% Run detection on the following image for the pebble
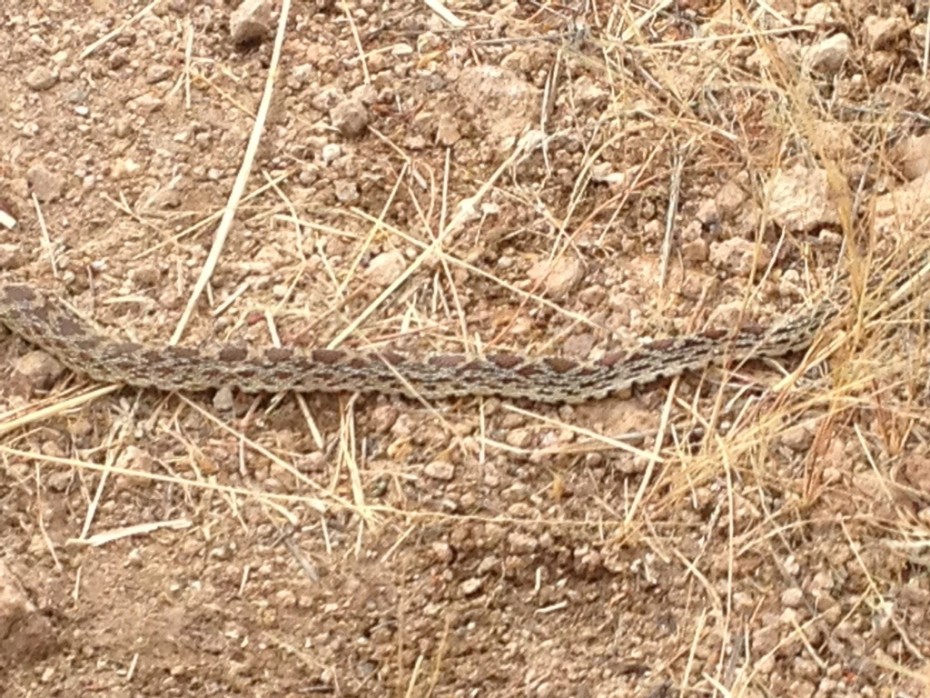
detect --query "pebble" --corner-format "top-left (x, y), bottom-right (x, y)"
top-left (26, 164), bottom-right (64, 202)
top-left (507, 531), bottom-right (538, 554)
top-left (212, 386), bottom-right (235, 411)
top-left (803, 34), bottom-right (850, 75)
top-left (709, 238), bottom-right (771, 276)
top-left (229, 0), bottom-right (271, 45)
top-left (527, 256), bottom-right (584, 299)
top-left (715, 180), bottom-right (747, 217)
top-left (333, 179), bottom-right (359, 204)
top-left (13, 350), bottom-right (63, 393)
top-left (781, 587), bottom-right (804, 608)
top-left (435, 114), bottom-right (460, 146)
top-left (431, 542), bottom-right (454, 564)
top-left (897, 132), bottom-right (930, 180)
top-left (804, 2), bottom-right (841, 25)
top-left (329, 98), bottom-right (370, 137)
top-left (0, 243), bottom-right (24, 270)
top-left (765, 165), bottom-right (838, 231)
top-left (321, 143), bottom-right (342, 164)
top-left (424, 460), bottom-right (455, 481)
top-left (681, 238), bottom-right (708, 262)
top-left (365, 250), bottom-right (405, 287)
top-left (779, 423), bottom-right (814, 452)
top-left (145, 64), bottom-right (173, 84)
top-left (863, 14), bottom-right (907, 50)
top-left (459, 577), bottom-right (483, 596)
top-left (25, 66), bottom-right (56, 91)
top-left (128, 93), bottom-right (164, 115)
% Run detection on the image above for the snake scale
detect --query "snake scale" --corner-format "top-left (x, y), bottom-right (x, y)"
top-left (0, 282), bottom-right (841, 403)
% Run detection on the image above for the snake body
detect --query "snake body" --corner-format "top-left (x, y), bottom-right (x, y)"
top-left (0, 283), bottom-right (837, 403)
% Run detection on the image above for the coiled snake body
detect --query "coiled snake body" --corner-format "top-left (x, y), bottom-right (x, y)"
top-left (0, 283), bottom-right (839, 403)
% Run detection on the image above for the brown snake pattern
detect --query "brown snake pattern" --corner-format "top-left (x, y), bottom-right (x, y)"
top-left (0, 282), bottom-right (843, 403)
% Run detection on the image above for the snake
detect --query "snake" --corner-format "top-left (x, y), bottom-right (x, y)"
top-left (0, 282), bottom-right (847, 403)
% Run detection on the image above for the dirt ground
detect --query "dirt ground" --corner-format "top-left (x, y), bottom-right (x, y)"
top-left (3, 1), bottom-right (930, 696)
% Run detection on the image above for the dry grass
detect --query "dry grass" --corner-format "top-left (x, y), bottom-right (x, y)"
top-left (3, 1), bottom-right (930, 694)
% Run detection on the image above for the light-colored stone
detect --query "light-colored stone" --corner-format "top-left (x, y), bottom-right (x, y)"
top-left (230, 0), bottom-right (271, 44)
top-left (26, 164), bottom-right (64, 202)
top-left (803, 34), bottom-right (850, 75)
top-left (333, 179), bottom-right (359, 204)
top-left (527, 256), bottom-right (584, 299)
top-left (25, 66), bottom-right (56, 91)
top-left (460, 577), bottom-right (483, 596)
top-left (709, 238), bottom-right (771, 276)
top-left (13, 350), bottom-right (63, 393)
top-left (682, 238), bottom-right (708, 262)
top-left (766, 166), bottom-right (839, 231)
top-left (455, 65), bottom-right (539, 143)
top-left (329, 98), bottom-right (370, 137)
top-left (424, 460), bottom-right (455, 481)
top-left (897, 133), bottom-right (930, 180)
top-left (875, 172), bottom-right (930, 236)
top-left (366, 251), bottom-right (406, 287)
top-left (863, 14), bottom-right (908, 51)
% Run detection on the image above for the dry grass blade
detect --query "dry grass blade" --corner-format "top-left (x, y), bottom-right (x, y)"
top-left (170, 0), bottom-right (292, 344)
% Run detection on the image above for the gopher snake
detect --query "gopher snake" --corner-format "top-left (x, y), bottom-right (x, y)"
top-left (0, 281), bottom-right (850, 403)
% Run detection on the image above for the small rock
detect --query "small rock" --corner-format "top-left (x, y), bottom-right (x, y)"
top-left (369, 404), bottom-right (399, 433)
top-left (333, 179), bottom-right (359, 204)
top-left (139, 186), bottom-right (181, 212)
top-left (507, 531), bottom-right (538, 554)
top-left (863, 15), bottom-right (907, 51)
top-left (779, 423), bottom-right (814, 452)
top-left (527, 256), bottom-right (584, 299)
top-left (320, 143), bottom-right (342, 164)
top-left (572, 75), bottom-right (608, 106)
top-left (0, 560), bottom-right (57, 670)
top-left (230, 0), bottom-right (271, 44)
top-left (803, 33), bottom-right (850, 75)
top-left (365, 250), bottom-right (405, 287)
top-left (695, 198), bottom-right (719, 227)
top-left (213, 386), bottom-right (235, 411)
top-left (460, 577), bottom-right (483, 596)
top-left (897, 133), bottom-right (930, 180)
top-left (0, 243), bottom-right (24, 270)
top-left (455, 65), bottom-right (539, 142)
top-left (329, 98), bottom-right (370, 137)
top-left (715, 180), bottom-right (747, 217)
top-left (145, 64), bottom-right (173, 84)
top-left (45, 471), bottom-right (72, 493)
top-left (804, 2), bottom-right (841, 25)
top-left (424, 460), bottom-right (455, 481)
top-left (431, 542), bottom-right (454, 563)
top-left (26, 164), bottom-right (64, 202)
top-left (25, 66), bottom-right (56, 91)
top-left (682, 238), bottom-right (708, 262)
top-left (128, 93), bottom-right (164, 115)
top-left (781, 588), bottom-right (804, 608)
top-left (562, 332), bottom-right (595, 357)
top-left (709, 238), bottom-right (771, 276)
top-left (109, 48), bottom-right (130, 70)
top-left (766, 165), bottom-right (839, 231)
top-left (112, 158), bottom-right (142, 179)
top-left (114, 117), bottom-right (134, 138)
top-left (435, 114), bottom-right (460, 146)
top-left (13, 351), bottom-right (63, 394)
top-left (875, 172), bottom-right (930, 236)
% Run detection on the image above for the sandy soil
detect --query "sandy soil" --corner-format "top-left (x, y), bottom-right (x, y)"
top-left (3, 1), bottom-right (930, 696)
